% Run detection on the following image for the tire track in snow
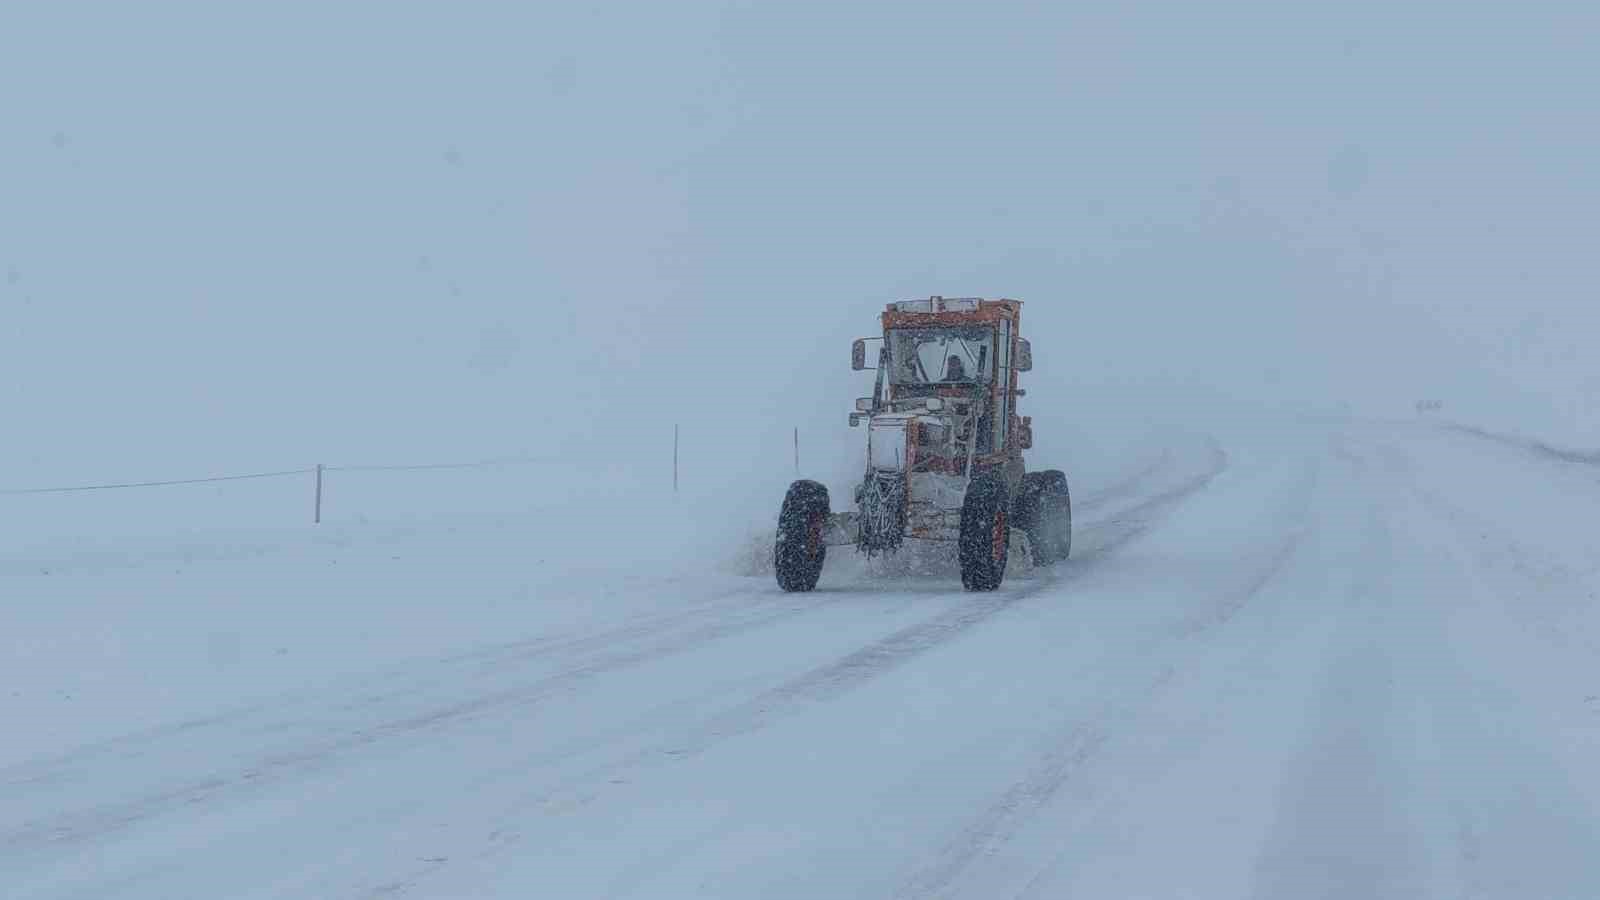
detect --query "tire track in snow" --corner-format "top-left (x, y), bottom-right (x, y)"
top-left (1241, 445), bottom-right (1457, 899)
top-left (0, 582), bottom-right (771, 794)
top-left (0, 590), bottom-right (857, 857)
top-left (1403, 475), bottom-right (1600, 659)
top-left (644, 444), bottom-right (1225, 760)
top-left (12, 443), bottom-right (1190, 785)
top-left (1440, 422), bottom-right (1600, 468)
top-left (3, 439), bottom-right (1226, 876)
top-left (1074, 449), bottom-right (1174, 512)
top-left (1374, 443), bottom-right (1600, 896)
top-left (898, 455), bottom-right (1319, 900)
top-left (388, 442), bottom-right (1233, 893)
top-left (902, 671), bottom-right (1172, 900)
top-left (593, 439), bottom-right (1227, 769)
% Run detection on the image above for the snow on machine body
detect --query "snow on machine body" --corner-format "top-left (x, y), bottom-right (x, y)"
top-left (776, 297), bottom-right (1071, 592)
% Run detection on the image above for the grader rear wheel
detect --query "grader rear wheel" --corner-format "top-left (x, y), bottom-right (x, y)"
top-left (1016, 470), bottom-right (1071, 566)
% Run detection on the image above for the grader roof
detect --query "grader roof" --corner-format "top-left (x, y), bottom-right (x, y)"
top-left (881, 296), bottom-right (1022, 331)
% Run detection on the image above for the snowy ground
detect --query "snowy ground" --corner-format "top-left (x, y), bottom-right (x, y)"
top-left (5, 419), bottom-right (1600, 898)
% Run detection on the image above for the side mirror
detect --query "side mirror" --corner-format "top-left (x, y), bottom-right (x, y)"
top-left (1018, 415), bottom-right (1034, 449)
top-left (1015, 338), bottom-right (1033, 372)
top-left (852, 339), bottom-right (867, 371)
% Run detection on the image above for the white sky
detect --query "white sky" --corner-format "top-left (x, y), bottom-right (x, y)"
top-left (4, 2), bottom-right (1598, 494)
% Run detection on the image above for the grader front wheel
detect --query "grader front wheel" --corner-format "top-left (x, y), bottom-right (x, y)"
top-left (959, 474), bottom-right (1011, 591)
top-left (775, 480), bottom-right (830, 592)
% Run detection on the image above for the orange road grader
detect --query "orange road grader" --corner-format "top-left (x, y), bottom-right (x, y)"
top-left (776, 297), bottom-right (1071, 592)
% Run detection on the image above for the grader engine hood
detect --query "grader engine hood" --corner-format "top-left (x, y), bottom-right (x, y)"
top-left (866, 410), bottom-right (960, 473)
top-left (867, 414), bottom-right (913, 472)
top-left (856, 406), bottom-right (972, 553)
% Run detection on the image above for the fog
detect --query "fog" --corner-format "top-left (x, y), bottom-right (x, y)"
top-left (11, 10), bottom-right (1600, 895)
top-left (4, 3), bottom-right (1598, 546)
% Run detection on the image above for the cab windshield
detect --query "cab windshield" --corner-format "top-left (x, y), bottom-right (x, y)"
top-left (888, 326), bottom-right (994, 385)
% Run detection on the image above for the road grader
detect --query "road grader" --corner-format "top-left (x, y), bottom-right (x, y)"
top-left (776, 297), bottom-right (1071, 592)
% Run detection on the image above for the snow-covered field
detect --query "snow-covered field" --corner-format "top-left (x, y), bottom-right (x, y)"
top-left (6, 417), bottom-right (1599, 898)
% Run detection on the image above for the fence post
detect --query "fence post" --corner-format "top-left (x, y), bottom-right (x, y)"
top-left (314, 464), bottom-right (324, 524)
top-left (673, 425), bottom-right (679, 495)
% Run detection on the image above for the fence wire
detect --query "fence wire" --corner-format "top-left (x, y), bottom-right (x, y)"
top-left (0, 455), bottom-right (547, 496)
top-left (327, 455), bottom-right (544, 474)
top-left (0, 468), bottom-right (315, 496)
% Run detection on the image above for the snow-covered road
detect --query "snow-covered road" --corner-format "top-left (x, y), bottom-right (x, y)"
top-left (6, 421), bottom-right (1600, 898)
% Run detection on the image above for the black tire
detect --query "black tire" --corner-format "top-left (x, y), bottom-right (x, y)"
top-left (959, 472), bottom-right (1011, 591)
top-left (1016, 470), bottom-right (1072, 566)
top-left (775, 480), bottom-right (830, 592)
top-left (1012, 473), bottom-right (1043, 532)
